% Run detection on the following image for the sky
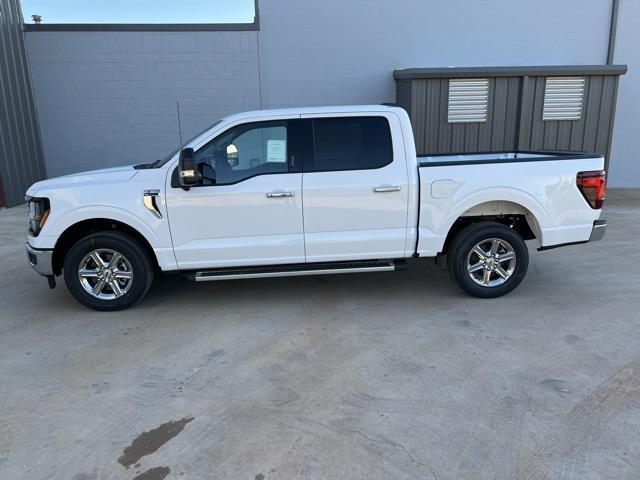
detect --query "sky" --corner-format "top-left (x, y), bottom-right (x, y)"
top-left (21, 0), bottom-right (256, 24)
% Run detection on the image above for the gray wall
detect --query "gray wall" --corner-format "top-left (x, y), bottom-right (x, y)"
top-left (21, 0), bottom-right (638, 187)
top-left (258, 0), bottom-right (638, 186)
top-left (257, 0), bottom-right (612, 107)
top-left (0, 0), bottom-right (46, 207)
top-left (25, 31), bottom-right (260, 177)
top-left (609, 0), bottom-right (640, 187)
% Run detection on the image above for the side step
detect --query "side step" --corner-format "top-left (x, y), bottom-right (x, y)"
top-left (186, 259), bottom-right (407, 282)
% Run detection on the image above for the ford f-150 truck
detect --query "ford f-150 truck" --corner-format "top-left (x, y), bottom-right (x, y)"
top-left (25, 105), bottom-right (607, 310)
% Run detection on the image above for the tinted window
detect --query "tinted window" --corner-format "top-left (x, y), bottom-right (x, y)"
top-left (309, 117), bottom-right (393, 172)
top-left (194, 121), bottom-right (288, 185)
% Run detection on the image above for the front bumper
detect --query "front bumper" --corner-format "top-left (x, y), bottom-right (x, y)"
top-left (25, 242), bottom-right (54, 276)
top-left (589, 219), bottom-right (607, 242)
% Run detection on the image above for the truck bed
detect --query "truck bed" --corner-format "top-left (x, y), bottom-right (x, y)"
top-left (418, 150), bottom-right (600, 168)
top-left (414, 150), bottom-right (605, 256)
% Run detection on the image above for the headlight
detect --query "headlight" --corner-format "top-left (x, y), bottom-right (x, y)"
top-left (26, 196), bottom-right (50, 236)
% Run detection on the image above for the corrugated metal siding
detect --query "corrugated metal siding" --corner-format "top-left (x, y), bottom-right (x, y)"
top-left (0, 0), bottom-right (46, 207)
top-left (402, 76), bottom-right (521, 154)
top-left (519, 75), bottom-right (619, 157)
top-left (396, 67), bottom-right (622, 167)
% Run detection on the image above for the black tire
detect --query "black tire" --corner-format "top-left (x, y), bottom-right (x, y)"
top-left (63, 231), bottom-right (154, 311)
top-left (446, 221), bottom-right (529, 298)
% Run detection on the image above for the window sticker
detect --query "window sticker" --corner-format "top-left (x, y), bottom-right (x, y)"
top-left (267, 139), bottom-right (287, 163)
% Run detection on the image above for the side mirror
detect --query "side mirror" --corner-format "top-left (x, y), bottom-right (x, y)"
top-left (178, 148), bottom-right (201, 187)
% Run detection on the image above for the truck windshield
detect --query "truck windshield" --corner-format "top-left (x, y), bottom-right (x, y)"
top-left (146, 120), bottom-right (222, 168)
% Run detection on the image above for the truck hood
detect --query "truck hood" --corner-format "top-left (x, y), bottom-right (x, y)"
top-left (26, 165), bottom-right (138, 196)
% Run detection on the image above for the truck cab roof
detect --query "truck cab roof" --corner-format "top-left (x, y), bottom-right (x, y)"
top-left (220, 104), bottom-right (404, 123)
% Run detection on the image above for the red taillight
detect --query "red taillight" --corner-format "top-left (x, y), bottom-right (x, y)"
top-left (577, 170), bottom-right (606, 209)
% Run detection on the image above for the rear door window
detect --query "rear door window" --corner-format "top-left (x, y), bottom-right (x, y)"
top-left (307, 116), bottom-right (393, 172)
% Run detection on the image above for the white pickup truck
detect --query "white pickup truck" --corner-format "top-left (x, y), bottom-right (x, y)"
top-left (25, 105), bottom-right (607, 311)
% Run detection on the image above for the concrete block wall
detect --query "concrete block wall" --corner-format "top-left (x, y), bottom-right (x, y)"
top-left (25, 31), bottom-right (260, 177)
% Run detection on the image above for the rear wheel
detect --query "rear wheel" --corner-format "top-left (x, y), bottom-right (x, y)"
top-left (447, 222), bottom-right (529, 298)
top-left (63, 231), bottom-right (154, 311)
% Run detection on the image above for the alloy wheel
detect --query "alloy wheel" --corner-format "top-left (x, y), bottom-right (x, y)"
top-left (78, 248), bottom-right (134, 300)
top-left (466, 238), bottom-right (517, 287)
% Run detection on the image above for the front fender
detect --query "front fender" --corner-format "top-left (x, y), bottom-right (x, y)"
top-left (26, 166), bottom-right (177, 270)
top-left (48, 205), bottom-right (164, 246)
top-left (30, 204), bottom-right (177, 271)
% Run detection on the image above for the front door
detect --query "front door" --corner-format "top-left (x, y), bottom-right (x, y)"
top-left (165, 119), bottom-right (305, 270)
top-left (300, 113), bottom-right (409, 262)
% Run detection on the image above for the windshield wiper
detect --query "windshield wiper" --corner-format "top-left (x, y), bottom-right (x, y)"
top-left (133, 161), bottom-right (159, 170)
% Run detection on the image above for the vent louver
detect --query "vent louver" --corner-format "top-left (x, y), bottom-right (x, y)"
top-left (447, 78), bottom-right (489, 123)
top-left (543, 77), bottom-right (585, 121)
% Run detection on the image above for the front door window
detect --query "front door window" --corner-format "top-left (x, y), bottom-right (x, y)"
top-left (194, 121), bottom-right (288, 185)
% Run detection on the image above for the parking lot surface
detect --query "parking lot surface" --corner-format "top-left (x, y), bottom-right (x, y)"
top-left (1, 190), bottom-right (639, 480)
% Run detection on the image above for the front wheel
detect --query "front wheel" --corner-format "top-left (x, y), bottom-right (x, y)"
top-left (63, 231), bottom-right (154, 311)
top-left (447, 222), bottom-right (529, 298)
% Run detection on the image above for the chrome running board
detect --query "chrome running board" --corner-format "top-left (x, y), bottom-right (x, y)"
top-left (186, 259), bottom-right (406, 282)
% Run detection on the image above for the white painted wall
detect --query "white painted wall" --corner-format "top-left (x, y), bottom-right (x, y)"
top-left (258, 0), bottom-right (612, 107)
top-left (609, 0), bottom-right (640, 187)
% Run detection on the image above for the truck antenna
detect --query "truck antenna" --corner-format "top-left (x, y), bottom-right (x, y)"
top-left (176, 100), bottom-right (183, 145)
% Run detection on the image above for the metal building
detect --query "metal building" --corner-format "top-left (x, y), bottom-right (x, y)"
top-left (395, 65), bottom-right (627, 167)
top-left (0, 0), bottom-right (46, 207)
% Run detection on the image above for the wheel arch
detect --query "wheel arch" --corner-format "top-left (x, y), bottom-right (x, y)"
top-left (439, 199), bottom-right (543, 255)
top-left (52, 218), bottom-right (159, 276)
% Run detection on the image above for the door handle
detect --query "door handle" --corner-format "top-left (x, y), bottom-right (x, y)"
top-left (266, 191), bottom-right (295, 198)
top-left (373, 185), bottom-right (401, 193)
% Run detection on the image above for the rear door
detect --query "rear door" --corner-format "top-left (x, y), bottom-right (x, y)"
top-left (300, 113), bottom-right (409, 262)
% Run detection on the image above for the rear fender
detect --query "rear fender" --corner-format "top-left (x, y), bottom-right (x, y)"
top-left (418, 187), bottom-right (547, 256)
